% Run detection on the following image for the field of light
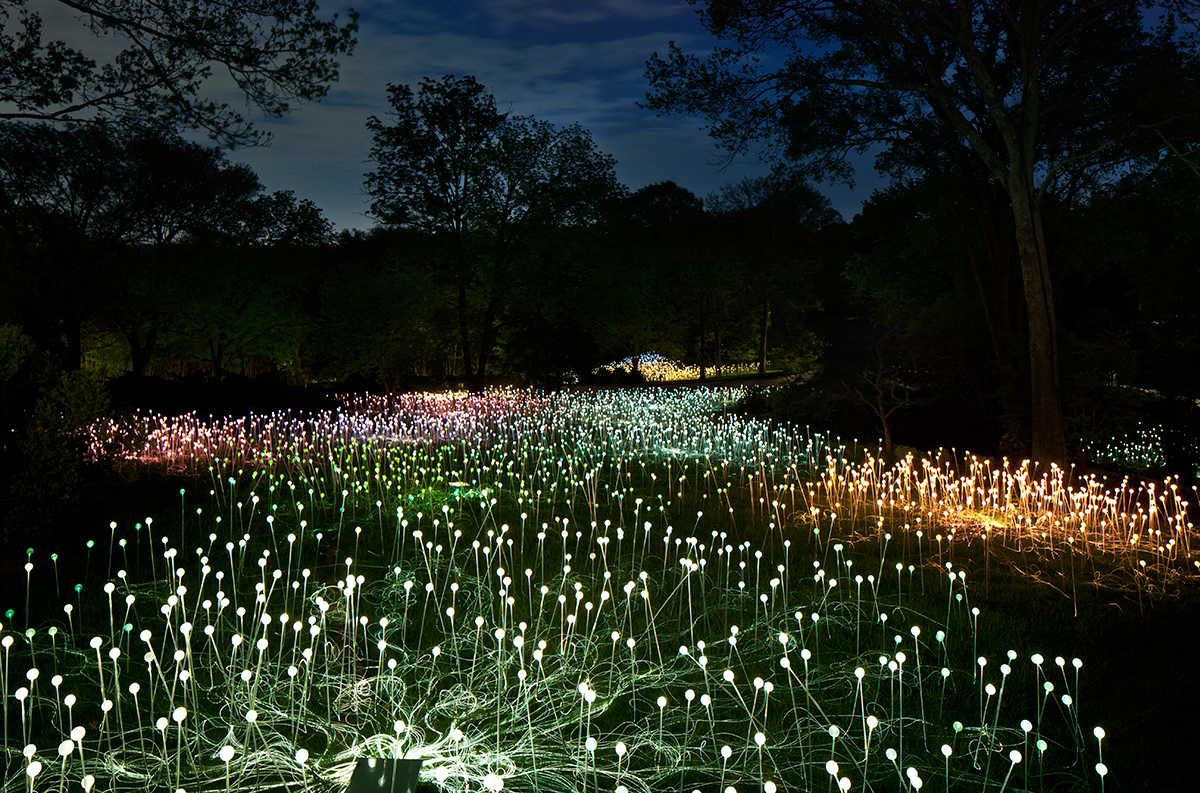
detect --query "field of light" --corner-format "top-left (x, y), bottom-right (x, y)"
top-left (3, 386), bottom-right (1191, 792)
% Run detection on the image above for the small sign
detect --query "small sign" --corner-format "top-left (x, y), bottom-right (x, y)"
top-left (346, 758), bottom-right (423, 793)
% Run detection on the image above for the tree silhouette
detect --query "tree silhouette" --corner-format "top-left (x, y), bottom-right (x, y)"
top-left (646, 0), bottom-right (1200, 462)
top-left (0, 122), bottom-right (328, 374)
top-left (706, 172), bottom-right (842, 375)
top-left (0, 0), bottom-right (358, 145)
top-left (366, 75), bottom-right (624, 391)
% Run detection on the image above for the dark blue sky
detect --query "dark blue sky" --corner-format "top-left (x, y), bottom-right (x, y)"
top-left (43, 0), bottom-right (882, 230)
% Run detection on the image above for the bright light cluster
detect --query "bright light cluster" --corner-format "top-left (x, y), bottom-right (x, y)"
top-left (1083, 421), bottom-right (1200, 478)
top-left (815, 449), bottom-right (1196, 582)
top-left (0, 387), bottom-right (1164, 792)
top-left (1085, 422), bottom-right (1166, 470)
top-left (85, 389), bottom-right (552, 476)
top-left (594, 352), bottom-right (761, 381)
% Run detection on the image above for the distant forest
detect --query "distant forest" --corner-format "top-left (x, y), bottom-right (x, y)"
top-left (2, 77), bottom-right (1200, 484)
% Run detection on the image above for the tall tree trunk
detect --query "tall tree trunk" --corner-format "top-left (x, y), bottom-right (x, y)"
top-left (64, 313), bottom-right (83, 372)
top-left (1010, 189), bottom-right (1067, 463)
top-left (698, 300), bottom-right (707, 380)
top-left (757, 298), bottom-right (769, 375)
top-left (130, 321), bottom-right (158, 376)
top-left (715, 320), bottom-right (722, 371)
top-left (457, 270), bottom-right (474, 380)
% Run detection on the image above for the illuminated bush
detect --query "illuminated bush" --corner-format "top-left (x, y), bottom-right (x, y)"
top-left (593, 352), bottom-right (760, 382)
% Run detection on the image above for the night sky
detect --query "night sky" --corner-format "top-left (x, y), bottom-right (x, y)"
top-left (40, 0), bottom-right (882, 230)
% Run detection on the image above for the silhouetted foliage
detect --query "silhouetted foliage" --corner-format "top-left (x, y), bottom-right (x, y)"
top-left (366, 75), bottom-right (626, 391)
top-left (0, 121), bottom-right (332, 378)
top-left (646, 0), bottom-right (1200, 461)
top-left (706, 170), bottom-right (845, 375)
top-left (0, 0), bottom-right (358, 145)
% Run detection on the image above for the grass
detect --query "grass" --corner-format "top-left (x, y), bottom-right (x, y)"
top-left (1, 386), bottom-right (1196, 792)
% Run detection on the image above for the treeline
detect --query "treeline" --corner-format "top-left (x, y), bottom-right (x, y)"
top-left (0, 89), bottom-right (850, 399)
top-left (2, 75), bottom-right (1199, 490)
top-left (826, 163), bottom-right (1200, 470)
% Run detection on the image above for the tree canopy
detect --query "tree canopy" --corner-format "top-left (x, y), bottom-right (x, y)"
top-left (0, 120), bottom-right (331, 373)
top-left (645, 0), bottom-right (1200, 462)
top-left (0, 0), bottom-right (358, 145)
top-left (366, 75), bottom-right (625, 391)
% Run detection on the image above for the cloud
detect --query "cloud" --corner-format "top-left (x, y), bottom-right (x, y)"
top-left (479, 0), bottom-right (685, 32)
top-left (23, 0), bottom-right (782, 232)
top-left (326, 23), bottom-right (697, 132)
top-left (198, 1), bottom-right (872, 230)
top-left (220, 5), bottom-right (765, 229)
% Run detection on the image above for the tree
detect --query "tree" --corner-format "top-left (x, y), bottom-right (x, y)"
top-left (172, 246), bottom-right (313, 380)
top-left (170, 186), bottom-right (331, 379)
top-left (646, 1), bottom-right (1200, 462)
top-left (0, 0), bottom-right (358, 145)
top-left (107, 128), bottom-right (267, 374)
top-left (495, 225), bottom-right (608, 386)
top-left (0, 121), bottom-right (330, 374)
top-left (1087, 164), bottom-right (1200, 402)
top-left (315, 229), bottom-right (458, 386)
top-left (609, 182), bottom-right (712, 376)
top-left (366, 75), bottom-right (624, 391)
top-left (0, 323), bottom-right (35, 425)
top-left (706, 171), bottom-right (842, 375)
top-left (0, 120), bottom-right (137, 369)
top-left (1079, 161), bottom-right (1200, 473)
top-left (365, 75), bottom-right (504, 388)
top-left (845, 335), bottom-right (919, 457)
top-left (846, 180), bottom-right (1009, 450)
top-left (0, 122), bottom-right (246, 370)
